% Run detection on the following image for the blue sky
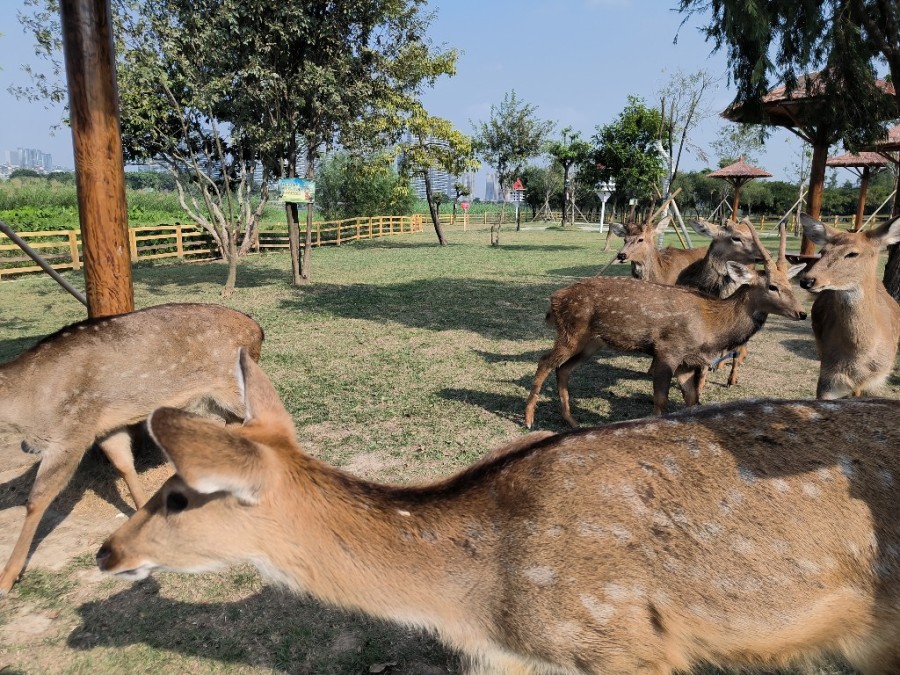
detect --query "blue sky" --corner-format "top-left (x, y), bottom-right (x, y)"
top-left (0, 0), bottom-right (813, 196)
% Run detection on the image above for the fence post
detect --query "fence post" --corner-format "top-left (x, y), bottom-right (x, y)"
top-left (356, 218), bottom-right (361, 241)
top-left (368, 216), bottom-right (373, 239)
top-left (129, 228), bottom-right (137, 260)
top-left (68, 230), bottom-right (81, 270)
top-left (759, 216), bottom-right (766, 231)
top-left (175, 224), bottom-right (184, 258)
top-left (379, 217), bottom-right (384, 237)
top-left (316, 221), bottom-right (321, 247)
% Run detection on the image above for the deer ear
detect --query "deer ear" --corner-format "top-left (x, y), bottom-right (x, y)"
top-left (609, 222), bottom-right (627, 238)
top-left (798, 213), bottom-right (840, 245)
top-left (148, 407), bottom-right (267, 504)
top-left (235, 349), bottom-right (296, 438)
top-left (787, 263), bottom-right (806, 279)
top-left (724, 261), bottom-right (754, 287)
top-left (654, 216), bottom-right (671, 233)
top-left (866, 216), bottom-right (900, 248)
top-left (688, 218), bottom-right (718, 238)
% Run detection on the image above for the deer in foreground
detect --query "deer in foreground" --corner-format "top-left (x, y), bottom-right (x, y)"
top-left (799, 212), bottom-right (900, 399)
top-left (97, 355), bottom-right (900, 674)
top-left (0, 303), bottom-right (264, 594)
top-left (609, 216), bottom-right (707, 284)
top-left (524, 235), bottom-right (806, 427)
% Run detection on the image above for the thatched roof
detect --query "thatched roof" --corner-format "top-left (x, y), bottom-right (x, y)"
top-left (826, 152), bottom-right (889, 168)
top-left (870, 124), bottom-right (900, 152)
top-left (708, 156), bottom-right (772, 179)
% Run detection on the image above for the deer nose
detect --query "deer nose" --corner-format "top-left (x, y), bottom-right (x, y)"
top-left (799, 277), bottom-right (815, 290)
top-left (799, 311), bottom-right (808, 320)
top-left (96, 543), bottom-right (111, 570)
top-left (616, 252), bottom-right (627, 261)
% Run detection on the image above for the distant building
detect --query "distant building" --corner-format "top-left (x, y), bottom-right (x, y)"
top-left (3, 147), bottom-right (54, 173)
top-left (484, 172), bottom-right (501, 202)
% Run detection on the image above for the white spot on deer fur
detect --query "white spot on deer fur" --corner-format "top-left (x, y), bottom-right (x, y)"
top-left (761, 404), bottom-right (775, 414)
top-left (731, 536), bottom-right (756, 556)
top-left (580, 595), bottom-right (615, 625)
top-left (545, 525), bottom-right (563, 538)
top-left (794, 559), bottom-right (821, 575)
top-left (523, 566), bottom-right (557, 586)
top-left (611, 524), bottom-right (632, 543)
top-left (605, 582), bottom-right (645, 602)
top-left (838, 456), bottom-right (856, 480)
top-left (738, 466), bottom-right (757, 484)
top-left (771, 478), bottom-right (790, 494)
top-left (789, 404), bottom-right (821, 420)
top-left (707, 442), bottom-right (724, 457)
top-left (653, 511), bottom-right (672, 528)
top-left (620, 485), bottom-right (648, 517)
top-left (816, 467), bottom-right (834, 482)
top-left (397, 510), bottom-right (411, 517)
top-left (663, 456), bottom-right (679, 476)
top-left (802, 482), bottom-right (821, 498)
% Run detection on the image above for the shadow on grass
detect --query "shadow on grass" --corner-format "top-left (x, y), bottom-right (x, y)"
top-left (0, 333), bottom-right (46, 362)
top-left (131, 260), bottom-right (289, 295)
top-left (0, 429), bottom-right (166, 569)
top-left (545, 264), bottom-right (632, 279)
top-left (68, 578), bottom-right (457, 675)
top-left (279, 278), bottom-right (564, 341)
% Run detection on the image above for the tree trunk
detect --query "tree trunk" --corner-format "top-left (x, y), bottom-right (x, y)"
top-left (223, 235), bottom-right (238, 297)
top-left (299, 145), bottom-right (316, 284)
top-left (883, 170), bottom-right (900, 301)
top-left (424, 171), bottom-right (448, 246)
top-left (561, 166), bottom-right (570, 228)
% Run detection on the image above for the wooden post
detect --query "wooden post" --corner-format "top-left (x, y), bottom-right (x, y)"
top-left (128, 228), bottom-right (137, 260)
top-left (175, 224), bottom-right (184, 258)
top-left (60, 0), bottom-right (133, 318)
top-left (368, 217), bottom-right (373, 239)
top-left (67, 230), bottom-right (81, 270)
top-left (802, 142), bottom-right (829, 256)
top-left (356, 218), bottom-right (361, 241)
top-left (853, 166), bottom-right (871, 231)
top-left (336, 222), bottom-right (341, 246)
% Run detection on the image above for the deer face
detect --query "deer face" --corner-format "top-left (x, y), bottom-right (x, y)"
top-left (736, 262), bottom-right (808, 320)
top-left (612, 217), bottom-right (670, 263)
top-left (799, 214), bottom-right (900, 293)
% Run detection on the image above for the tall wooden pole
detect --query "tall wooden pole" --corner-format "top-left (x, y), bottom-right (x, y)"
top-left (802, 142), bottom-right (829, 256)
top-left (852, 166), bottom-right (871, 231)
top-left (60, 0), bottom-right (134, 318)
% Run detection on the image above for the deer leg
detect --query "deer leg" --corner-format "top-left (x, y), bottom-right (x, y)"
top-left (0, 445), bottom-right (84, 594)
top-left (525, 346), bottom-right (575, 428)
top-left (674, 366), bottom-right (701, 406)
top-left (99, 429), bottom-right (147, 509)
top-left (726, 344), bottom-right (748, 386)
top-left (651, 361), bottom-right (676, 415)
top-left (556, 339), bottom-right (602, 428)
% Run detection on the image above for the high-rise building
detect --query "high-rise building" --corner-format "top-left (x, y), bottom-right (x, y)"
top-left (484, 172), bottom-right (501, 202)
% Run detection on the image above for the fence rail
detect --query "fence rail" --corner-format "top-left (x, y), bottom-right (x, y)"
top-left (0, 215), bottom-right (424, 279)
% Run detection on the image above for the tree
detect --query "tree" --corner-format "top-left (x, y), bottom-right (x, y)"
top-left (519, 164), bottom-right (562, 220)
top-left (592, 96), bottom-right (666, 213)
top-left (316, 152), bottom-right (414, 220)
top-left (471, 90), bottom-right (554, 202)
top-left (545, 127), bottom-right (592, 228)
top-left (657, 69), bottom-right (716, 187)
top-left (711, 124), bottom-right (768, 166)
top-left (677, 0), bottom-right (900, 298)
top-left (450, 180), bottom-right (470, 226)
top-left (397, 109), bottom-right (480, 245)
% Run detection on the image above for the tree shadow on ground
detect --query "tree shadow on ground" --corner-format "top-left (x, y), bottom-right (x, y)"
top-left (544, 264), bottom-right (631, 280)
top-left (68, 578), bottom-right (457, 675)
top-left (131, 260), bottom-right (289, 295)
top-left (0, 334), bottom-right (45, 363)
top-left (278, 278), bottom-right (564, 342)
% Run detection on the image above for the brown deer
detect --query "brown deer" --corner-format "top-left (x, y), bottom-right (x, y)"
top-left (799, 212), bottom-right (900, 399)
top-left (97, 355), bottom-right (900, 674)
top-left (0, 303), bottom-right (264, 594)
top-left (609, 216), bottom-right (707, 284)
top-left (524, 239), bottom-right (806, 427)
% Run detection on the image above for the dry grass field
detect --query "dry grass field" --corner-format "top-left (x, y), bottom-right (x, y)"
top-left (0, 223), bottom-right (897, 673)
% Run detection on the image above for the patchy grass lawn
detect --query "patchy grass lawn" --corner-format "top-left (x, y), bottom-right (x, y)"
top-left (0, 223), bottom-right (895, 674)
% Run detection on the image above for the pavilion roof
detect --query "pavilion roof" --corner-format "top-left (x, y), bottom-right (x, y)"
top-left (708, 156), bottom-right (772, 179)
top-left (826, 152), bottom-right (890, 168)
top-left (870, 124), bottom-right (900, 152)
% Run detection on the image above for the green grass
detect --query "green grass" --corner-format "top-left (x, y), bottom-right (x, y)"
top-left (0, 223), bottom-right (892, 673)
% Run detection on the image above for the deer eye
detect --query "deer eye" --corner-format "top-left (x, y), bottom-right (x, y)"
top-left (637, 237), bottom-right (644, 242)
top-left (768, 284), bottom-right (779, 292)
top-left (731, 236), bottom-right (742, 243)
top-left (844, 251), bottom-right (859, 258)
top-left (166, 491), bottom-right (188, 514)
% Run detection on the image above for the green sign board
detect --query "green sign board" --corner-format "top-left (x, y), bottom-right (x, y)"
top-left (279, 178), bottom-right (315, 204)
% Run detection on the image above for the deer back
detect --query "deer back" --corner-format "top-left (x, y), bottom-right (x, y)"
top-left (0, 303), bottom-right (264, 453)
top-left (98, 355), bottom-right (900, 673)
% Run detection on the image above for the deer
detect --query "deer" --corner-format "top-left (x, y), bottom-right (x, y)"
top-left (524, 229), bottom-right (806, 428)
top-left (798, 212), bottom-right (900, 399)
top-left (0, 303), bottom-right (264, 595)
top-left (609, 216), bottom-right (707, 284)
top-left (96, 353), bottom-right (900, 674)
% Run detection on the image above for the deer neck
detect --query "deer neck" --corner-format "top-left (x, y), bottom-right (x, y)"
top-left (712, 288), bottom-right (768, 346)
top-left (694, 255), bottom-right (732, 297)
top-left (253, 453), bottom-right (493, 642)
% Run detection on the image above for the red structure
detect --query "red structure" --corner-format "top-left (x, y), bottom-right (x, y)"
top-left (707, 156), bottom-right (772, 218)
top-left (826, 152), bottom-right (889, 231)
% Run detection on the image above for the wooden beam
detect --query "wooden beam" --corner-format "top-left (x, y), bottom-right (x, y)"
top-left (60, 0), bottom-right (134, 318)
top-left (802, 142), bottom-right (829, 256)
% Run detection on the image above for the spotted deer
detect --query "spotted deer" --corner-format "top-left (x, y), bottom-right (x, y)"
top-left (799, 212), bottom-right (900, 399)
top-left (524, 235), bottom-right (806, 427)
top-left (609, 216), bottom-right (707, 284)
top-left (0, 303), bottom-right (264, 594)
top-left (97, 354), bottom-right (900, 674)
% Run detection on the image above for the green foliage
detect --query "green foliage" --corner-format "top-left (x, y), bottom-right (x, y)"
top-left (711, 124), bottom-right (768, 166)
top-left (471, 90), bottom-right (554, 191)
top-left (592, 96), bottom-right (666, 205)
top-left (677, 0), bottom-right (899, 149)
top-left (316, 152), bottom-right (414, 220)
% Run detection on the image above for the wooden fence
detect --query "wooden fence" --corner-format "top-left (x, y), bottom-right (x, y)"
top-left (0, 214), bottom-right (424, 279)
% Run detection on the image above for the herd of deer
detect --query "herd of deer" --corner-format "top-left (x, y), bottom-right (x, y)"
top-left (1, 213), bottom-right (899, 674)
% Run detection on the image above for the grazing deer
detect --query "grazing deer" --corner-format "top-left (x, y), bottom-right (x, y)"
top-left (97, 357), bottom-right (900, 674)
top-left (524, 236), bottom-right (806, 427)
top-left (799, 212), bottom-right (900, 399)
top-left (0, 303), bottom-right (264, 594)
top-left (609, 216), bottom-right (707, 284)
